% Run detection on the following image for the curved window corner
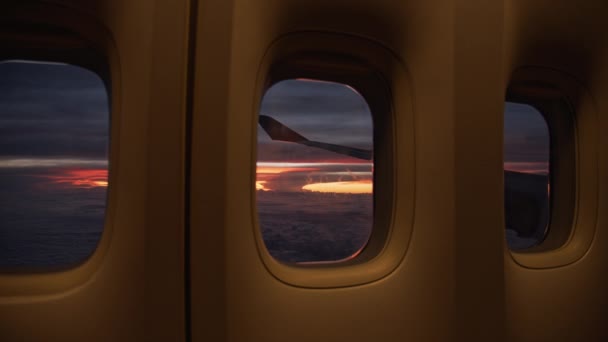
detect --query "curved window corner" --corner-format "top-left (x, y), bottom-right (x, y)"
top-left (505, 68), bottom-right (598, 268)
top-left (0, 60), bottom-right (110, 272)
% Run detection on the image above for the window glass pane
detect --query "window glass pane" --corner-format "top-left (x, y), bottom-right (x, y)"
top-left (257, 79), bottom-right (373, 264)
top-left (0, 60), bottom-right (109, 269)
top-left (504, 102), bottom-right (550, 250)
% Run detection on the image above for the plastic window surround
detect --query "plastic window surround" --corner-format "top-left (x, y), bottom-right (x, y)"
top-left (0, 5), bottom-right (117, 297)
top-left (251, 33), bottom-right (414, 288)
top-left (506, 68), bottom-right (598, 269)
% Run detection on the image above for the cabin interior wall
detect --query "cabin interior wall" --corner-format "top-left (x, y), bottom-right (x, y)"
top-left (0, 0), bottom-right (189, 340)
top-left (199, 0), bottom-right (608, 340)
top-left (190, 0), bottom-right (234, 341)
top-left (453, 0), bottom-right (506, 340)
top-left (504, 1), bottom-right (608, 341)
top-left (191, 0), bottom-right (456, 341)
top-left (0, 0), bottom-right (606, 341)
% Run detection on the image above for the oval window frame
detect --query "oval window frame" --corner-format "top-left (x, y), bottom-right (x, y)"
top-left (251, 32), bottom-right (415, 288)
top-left (506, 67), bottom-right (599, 269)
top-left (0, 3), bottom-right (119, 296)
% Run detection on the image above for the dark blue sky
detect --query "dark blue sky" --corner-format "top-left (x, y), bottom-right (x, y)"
top-left (258, 79), bottom-right (548, 165)
top-left (259, 79), bottom-right (373, 148)
top-left (0, 62), bottom-right (548, 174)
top-left (504, 102), bottom-right (549, 174)
top-left (0, 61), bottom-right (109, 164)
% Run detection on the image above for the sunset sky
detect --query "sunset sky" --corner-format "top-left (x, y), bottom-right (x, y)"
top-left (503, 102), bottom-right (549, 175)
top-left (0, 61), bottom-right (109, 268)
top-left (0, 60), bottom-right (109, 190)
top-left (257, 79), bottom-right (374, 194)
top-left (257, 80), bottom-right (550, 194)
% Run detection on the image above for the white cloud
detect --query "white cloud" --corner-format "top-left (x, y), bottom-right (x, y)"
top-left (0, 158), bottom-right (107, 168)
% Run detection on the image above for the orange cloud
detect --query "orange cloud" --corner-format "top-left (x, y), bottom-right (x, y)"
top-left (256, 164), bottom-right (321, 191)
top-left (302, 180), bottom-right (372, 194)
top-left (256, 167), bottom-right (317, 174)
top-left (46, 169), bottom-right (108, 188)
top-left (504, 162), bottom-right (549, 175)
top-left (256, 181), bottom-right (268, 191)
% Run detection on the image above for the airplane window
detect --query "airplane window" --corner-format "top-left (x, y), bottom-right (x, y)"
top-left (504, 102), bottom-right (550, 250)
top-left (0, 60), bottom-right (109, 270)
top-left (257, 79), bottom-right (373, 264)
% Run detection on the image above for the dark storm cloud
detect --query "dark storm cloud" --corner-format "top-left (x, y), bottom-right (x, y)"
top-left (261, 79), bottom-right (369, 116)
top-left (258, 79), bottom-right (373, 156)
top-left (0, 61), bottom-right (109, 159)
top-left (257, 140), bottom-right (370, 163)
top-left (0, 120), bottom-right (107, 158)
top-left (504, 102), bottom-right (549, 163)
top-left (258, 81), bottom-right (551, 167)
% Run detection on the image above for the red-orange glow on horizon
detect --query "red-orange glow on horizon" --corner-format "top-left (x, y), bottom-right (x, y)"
top-left (46, 169), bottom-right (108, 188)
top-left (504, 162), bottom-right (549, 175)
top-left (302, 180), bottom-right (372, 194)
top-left (256, 167), bottom-right (318, 174)
top-left (256, 166), bottom-right (321, 188)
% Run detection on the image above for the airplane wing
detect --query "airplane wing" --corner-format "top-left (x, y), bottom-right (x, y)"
top-left (258, 114), bottom-right (373, 161)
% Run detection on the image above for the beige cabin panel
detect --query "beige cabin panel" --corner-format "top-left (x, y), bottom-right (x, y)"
top-left (504, 1), bottom-right (608, 341)
top-left (0, 0), bottom-right (190, 340)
